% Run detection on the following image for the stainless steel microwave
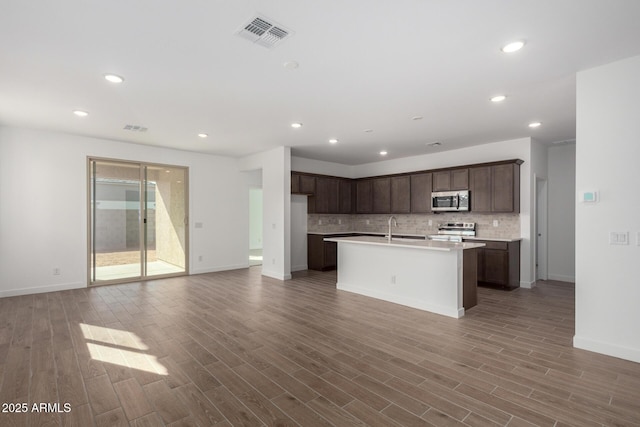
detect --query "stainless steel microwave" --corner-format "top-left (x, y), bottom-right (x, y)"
top-left (431, 190), bottom-right (470, 212)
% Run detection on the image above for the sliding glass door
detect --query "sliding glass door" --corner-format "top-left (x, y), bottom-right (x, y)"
top-left (89, 158), bottom-right (188, 285)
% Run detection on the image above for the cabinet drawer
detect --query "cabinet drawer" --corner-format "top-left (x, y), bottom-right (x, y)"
top-left (476, 241), bottom-right (508, 250)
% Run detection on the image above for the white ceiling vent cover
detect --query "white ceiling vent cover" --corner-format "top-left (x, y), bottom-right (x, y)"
top-left (237, 15), bottom-right (293, 49)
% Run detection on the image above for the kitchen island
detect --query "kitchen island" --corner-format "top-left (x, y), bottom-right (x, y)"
top-left (324, 236), bottom-right (485, 318)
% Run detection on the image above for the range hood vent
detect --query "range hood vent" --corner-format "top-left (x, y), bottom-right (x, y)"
top-left (237, 15), bottom-right (293, 49)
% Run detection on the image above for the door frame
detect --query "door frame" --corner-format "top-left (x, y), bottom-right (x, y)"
top-left (87, 156), bottom-right (190, 286)
top-left (534, 175), bottom-right (548, 281)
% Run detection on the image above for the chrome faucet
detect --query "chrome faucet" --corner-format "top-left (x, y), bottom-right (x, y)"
top-left (388, 215), bottom-right (397, 243)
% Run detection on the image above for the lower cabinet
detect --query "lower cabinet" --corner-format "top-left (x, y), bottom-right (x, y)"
top-left (307, 234), bottom-right (339, 271)
top-left (468, 240), bottom-right (520, 290)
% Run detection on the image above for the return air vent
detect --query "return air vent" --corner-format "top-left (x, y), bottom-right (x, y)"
top-left (123, 125), bottom-right (148, 132)
top-left (237, 15), bottom-right (293, 49)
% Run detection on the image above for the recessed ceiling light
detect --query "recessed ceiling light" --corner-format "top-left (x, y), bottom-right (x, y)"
top-left (412, 116), bottom-right (424, 121)
top-left (165, 170), bottom-right (171, 173)
top-left (198, 133), bottom-right (208, 138)
top-left (501, 40), bottom-right (525, 53)
top-left (104, 74), bottom-right (124, 83)
top-left (291, 123), bottom-right (302, 128)
top-left (528, 121), bottom-right (542, 128)
top-left (364, 129), bottom-right (373, 133)
top-left (73, 110), bottom-right (89, 117)
top-left (491, 95), bottom-right (507, 102)
top-left (379, 150), bottom-right (388, 156)
top-left (329, 138), bottom-right (338, 144)
top-left (283, 61), bottom-right (299, 70)
top-left (427, 141), bottom-right (442, 147)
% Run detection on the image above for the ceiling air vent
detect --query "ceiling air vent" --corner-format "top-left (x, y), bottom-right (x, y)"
top-left (237, 15), bottom-right (293, 49)
top-left (123, 125), bottom-right (148, 132)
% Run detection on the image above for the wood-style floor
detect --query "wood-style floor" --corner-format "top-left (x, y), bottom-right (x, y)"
top-left (1, 267), bottom-right (639, 427)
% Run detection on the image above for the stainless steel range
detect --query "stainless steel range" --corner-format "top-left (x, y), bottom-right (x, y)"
top-left (427, 222), bottom-right (476, 242)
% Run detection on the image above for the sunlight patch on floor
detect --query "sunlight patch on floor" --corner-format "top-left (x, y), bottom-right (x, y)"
top-left (81, 323), bottom-right (167, 375)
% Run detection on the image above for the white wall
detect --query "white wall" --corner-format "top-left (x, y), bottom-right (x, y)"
top-left (547, 144), bottom-right (576, 282)
top-left (239, 146), bottom-right (292, 280)
top-left (0, 126), bottom-right (249, 297)
top-left (575, 54), bottom-right (640, 363)
top-left (291, 156), bottom-right (355, 178)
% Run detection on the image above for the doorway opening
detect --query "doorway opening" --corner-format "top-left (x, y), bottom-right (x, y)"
top-left (88, 158), bottom-right (189, 285)
top-left (249, 187), bottom-right (263, 266)
top-left (535, 176), bottom-right (548, 281)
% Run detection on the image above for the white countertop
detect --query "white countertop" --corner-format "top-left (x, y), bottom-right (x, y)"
top-left (324, 235), bottom-right (485, 252)
top-left (309, 231), bottom-right (520, 242)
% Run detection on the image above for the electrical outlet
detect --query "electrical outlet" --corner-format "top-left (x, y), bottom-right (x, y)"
top-left (493, 220), bottom-right (499, 227)
top-left (318, 219), bottom-right (322, 225)
top-left (338, 219), bottom-right (342, 225)
top-left (366, 220), bottom-right (370, 225)
top-left (194, 222), bottom-right (203, 228)
top-left (272, 258), bottom-right (276, 264)
top-left (198, 255), bottom-right (203, 262)
top-left (53, 268), bottom-right (61, 275)
top-left (391, 275), bottom-right (396, 285)
top-left (428, 219), bottom-right (433, 226)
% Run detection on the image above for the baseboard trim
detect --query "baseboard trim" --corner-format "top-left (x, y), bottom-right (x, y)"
top-left (291, 264), bottom-right (308, 272)
top-left (191, 263), bottom-right (250, 275)
top-left (261, 270), bottom-right (292, 281)
top-left (574, 335), bottom-right (640, 363)
top-left (548, 274), bottom-right (575, 283)
top-left (520, 280), bottom-right (536, 289)
top-left (0, 281), bottom-right (86, 298)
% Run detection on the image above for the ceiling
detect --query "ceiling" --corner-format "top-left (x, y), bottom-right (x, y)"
top-left (2, 1), bottom-right (640, 165)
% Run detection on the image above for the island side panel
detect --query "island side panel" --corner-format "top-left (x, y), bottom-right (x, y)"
top-left (463, 248), bottom-right (478, 310)
top-left (335, 242), bottom-right (464, 318)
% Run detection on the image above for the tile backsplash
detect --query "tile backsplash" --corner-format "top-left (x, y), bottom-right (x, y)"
top-left (308, 212), bottom-right (520, 239)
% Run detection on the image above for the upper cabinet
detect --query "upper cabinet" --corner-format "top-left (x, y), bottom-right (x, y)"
top-left (391, 176), bottom-right (411, 213)
top-left (372, 178), bottom-right (391, 213)
top-left (291, 172), bottom-right (316, 195)
top-left (433, 168), bottom-right (469, 191)
top-left (314, 176), bottom-right (339, 214)
top-left (469, 160), bottom-right (522, 213)
top-left (293, 159), bottom-right (520, 216)
top-left (356, 180), bottom-right (373, 213)
top-left (410, 173), bottom-right (432, 213)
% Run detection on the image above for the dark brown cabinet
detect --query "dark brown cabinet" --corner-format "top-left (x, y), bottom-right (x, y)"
top-left (314, 176), bottom-right (339, 214)
top-left (372, 178), bottom-right (391, 213)
top-left (338, 179), bottom-right (354, 214)
top-left (433, 169), bottom-right (469, 191)
top-left (308, 234), bottom-right (338, 271)
top-left (470, 166), bottom-right (491, 212)
top-left (469, 240), bottom-right (520, 290)
top-left (292, 173), bottom-right (317, 195)
top-left (391, 176), bottom-right (411, 213)
top-left (410, 173), bottom-right (432, 213)
top-left (469, 161), bottom-right (521, 213)
top-left (356, 180), bottom-right (373, 213)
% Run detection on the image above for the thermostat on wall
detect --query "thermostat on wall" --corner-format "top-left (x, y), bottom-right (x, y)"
top-left (581, 191), bottom-right (598, 203)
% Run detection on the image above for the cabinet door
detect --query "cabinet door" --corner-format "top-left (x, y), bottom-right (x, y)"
top-left (307, 234), bottom-right (325, 270)
top-left (291, 173), bottom-right (300, 193)
top-left (356, 180), bottom-right (373, 213)
top-left (372, 178), bottom-right (391, 213)
top-left (492, 164), bottom-right (515, 212)
top-left (315, 177), bottom-right (339, 213)
top-left (483, 249), bottom-right (509, 285)
top-left (324, 242), bottom-right (338, 270)
top-left (451, 169), bottom-right (469, 190)
top-left (338, 179), bottom-right (354, 214)
top-left (410, 173), bottom-right (432, 213)
top-left (390, 176), bottom-right (411, 213)
top-left (433, 171), bottom-right (451, 191)
top-left (299, 175), bottom-right (316, 194)
top-left (470, 166), bottom-right (491, 212)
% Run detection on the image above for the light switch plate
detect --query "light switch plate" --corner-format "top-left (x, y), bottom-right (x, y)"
top-left (609, 231), bottom-right (629, 245)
